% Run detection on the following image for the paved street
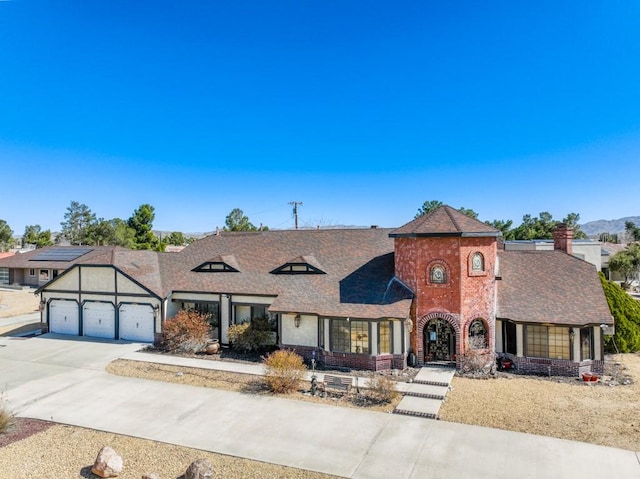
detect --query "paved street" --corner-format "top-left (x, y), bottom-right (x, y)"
top-left (1, 334), bottom-right (639, 478)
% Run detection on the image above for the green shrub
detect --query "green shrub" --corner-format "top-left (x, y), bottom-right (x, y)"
top-left (162, 310), bottom-right (212, 353)
top-left (228, 320), bottom-right (273, 353)
top-left (600, 273), bottom-right (640, 353)
top-left (0, 397), bottom-right (15, 435)
top-left (362, 375), bottom-right (399, 404)
top-left (263, 350), bottom-right (307, 394)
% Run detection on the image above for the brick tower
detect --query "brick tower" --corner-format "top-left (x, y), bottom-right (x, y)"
top-left (389, 206), bottom-right (501, 367)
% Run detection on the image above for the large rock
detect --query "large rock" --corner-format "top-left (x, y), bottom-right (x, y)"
top-left (185, 458), bottom-right (214, 479)
top-left (141, 474), bottom-right (161, 479)
top-left (91, 446), bottom-right (123, 478)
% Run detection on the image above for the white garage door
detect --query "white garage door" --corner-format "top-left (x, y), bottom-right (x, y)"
top-left (119, 304), bottom-right (155, 342)
top-left (83, 302), bottom-right (115, 339)
top-left (49, 300), bottom-right (80, 335)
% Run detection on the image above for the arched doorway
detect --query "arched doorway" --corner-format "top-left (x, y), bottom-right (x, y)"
top-left (423, 318), bottom-right (456, 362)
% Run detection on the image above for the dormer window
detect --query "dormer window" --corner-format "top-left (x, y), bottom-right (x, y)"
top-left (193, 262), bottom-right (238, 273)
top-left (271, 263), bottom-right (325, 275)
top-left (271, 255), bottom-right (325, 275)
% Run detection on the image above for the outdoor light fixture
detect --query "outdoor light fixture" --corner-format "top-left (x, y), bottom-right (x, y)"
top-left (152, 304), bottom-right (160, 320)
top-left (405, 318), bottom-right (413, 332)
top-left (294, 314), bottom-right (301, 328)
top-left (39, 298), bottom-right (46, 312)
top-left (569, 328), bottom-right (575, 341)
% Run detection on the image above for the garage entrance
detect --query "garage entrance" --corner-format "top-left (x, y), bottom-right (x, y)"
top-left (119, 303), bottom-right (155, 342)
top-left (83, 301), bottom-right (116, 339)
top-left (49, 300), bottom-right (80, 335)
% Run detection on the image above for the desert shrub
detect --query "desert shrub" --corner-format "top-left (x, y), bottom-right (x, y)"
top-left (459, 348), bottom-right (496, 375)
top-left (0, 396), bottom-right (15, 434)
top-left (263, 350), bottom-right (307, 394)
top-left (362, 375), bottom-right (399, 404)
top-left (162, 309), bottom-right (212, 353)
top-left (600, 273), bottom-right (640, 353)
top-left (228, 320), bottom-right (273, 353)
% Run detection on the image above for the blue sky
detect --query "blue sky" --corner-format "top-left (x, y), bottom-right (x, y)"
top-left (1, 1), bottom-right (639, 234)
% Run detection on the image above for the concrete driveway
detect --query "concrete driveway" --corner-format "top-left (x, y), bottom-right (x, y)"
top-left (1, 334), bottom-right (639, 479)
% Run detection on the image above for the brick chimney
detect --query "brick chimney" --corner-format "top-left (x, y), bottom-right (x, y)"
top-left (553, 223), bottom-right (573, 255)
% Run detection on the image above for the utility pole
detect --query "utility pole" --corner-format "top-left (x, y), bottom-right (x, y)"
top-left (289, 201), bottom-right (303, 230)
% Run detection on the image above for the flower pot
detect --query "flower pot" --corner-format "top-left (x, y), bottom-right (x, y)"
top-left (589, 374), bottom-right (599, 382)
top-left (205, 340), bottom-right (220, 355)
top-left (582, 373), bottom-right (592, 382)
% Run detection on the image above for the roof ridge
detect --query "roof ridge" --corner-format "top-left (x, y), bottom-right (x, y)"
top-left (443, 205), bottom-right (462, 232)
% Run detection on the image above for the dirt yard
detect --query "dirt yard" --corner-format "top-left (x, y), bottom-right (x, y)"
top-left (106, 359), bottom-right (402, 413)
top-left (439, 353), bottom-right (640, 451)
top-left (0, 288), bottom-right (39, 318)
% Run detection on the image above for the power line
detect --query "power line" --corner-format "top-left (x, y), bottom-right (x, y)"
top-left (288, 201), bottom-right (303, 230)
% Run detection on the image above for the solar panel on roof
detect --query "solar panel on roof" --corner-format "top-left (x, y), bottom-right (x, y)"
top-left (30, 247), bottom-right (94, 262)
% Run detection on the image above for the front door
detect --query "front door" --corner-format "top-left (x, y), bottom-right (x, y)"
top-left (424, 318), bottom-right (456, 362)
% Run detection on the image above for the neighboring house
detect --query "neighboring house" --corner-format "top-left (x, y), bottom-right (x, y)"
top-left (0, 251), bottom-right (15, 285)
top-left (0, 247), bottom-right (119, 287)
top-left (0, 206), bottom-right (614, 376)
top-left (504, 238), bottom-right (603, 270)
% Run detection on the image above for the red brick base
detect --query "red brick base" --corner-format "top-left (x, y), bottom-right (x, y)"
top-left (503, 354), bottom-right (605, 376)
top-left (280, 344), bottom-right (407, 371)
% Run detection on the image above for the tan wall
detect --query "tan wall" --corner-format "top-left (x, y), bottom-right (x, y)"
top-left (81, 267), bottom-right (115, 292)
top-left (116, 271), bottom-right (149, 295)
top-left (281, 313), bottom-right (317, 347)
top-left (53, 268), bottom-right (80, 290)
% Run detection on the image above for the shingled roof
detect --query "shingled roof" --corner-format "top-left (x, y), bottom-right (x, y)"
top-left (390, 205), bottom-right (500, 237)
top-left (163, 228), bottom-right (413, 319)
top-left (497, 250), bottom-right (613, 326)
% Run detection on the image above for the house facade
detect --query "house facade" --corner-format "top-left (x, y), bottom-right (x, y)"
top-left (0, 206), bottom-right (614, 376)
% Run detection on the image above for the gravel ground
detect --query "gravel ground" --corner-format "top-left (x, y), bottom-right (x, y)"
top-left (0, 421), bottom-right (340, 479)
top-left (439, 353), bottom-right (640, 451)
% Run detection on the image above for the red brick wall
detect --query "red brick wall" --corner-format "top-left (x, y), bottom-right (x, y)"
top-left (508, 355), bottom-right (604, 376)
top-left (395, 235), bottom-right (497, 365)
top-left (281, 345), bottom-right (407, 371)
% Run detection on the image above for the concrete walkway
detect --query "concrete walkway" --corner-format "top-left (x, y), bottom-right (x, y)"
top-left (124, 352), bottom-right (456, 419)
top-left (395, 366), bottom-right (455, 418)
top-left (2, 335), bottom-right (640, 479)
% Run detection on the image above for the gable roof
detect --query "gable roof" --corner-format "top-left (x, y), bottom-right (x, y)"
top-left (390, 205), bottom-right (500, 238)
top-left (497, 250), bottom-right (613, 326)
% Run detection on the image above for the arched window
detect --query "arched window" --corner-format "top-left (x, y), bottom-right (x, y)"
top-left (469, 319), bottom-right (487, 349)
top-left (471, 252), bottom-right (484, 272)
top-left (430, 265), bottom-right (447, 284)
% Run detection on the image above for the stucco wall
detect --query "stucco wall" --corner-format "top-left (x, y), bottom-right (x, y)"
top-left (281, 313), bottom-right (317, 347)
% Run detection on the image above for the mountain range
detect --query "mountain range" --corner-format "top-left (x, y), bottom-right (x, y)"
top-left (579, 216), bottom-right (640, 237)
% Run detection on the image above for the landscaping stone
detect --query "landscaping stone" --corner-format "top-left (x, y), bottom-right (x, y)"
top-left (185, 458), bottom-right (214, 479)
top-left (141, 474), bottom-right (161, 479)
top-left (91, 446), bottom-right (123, 478)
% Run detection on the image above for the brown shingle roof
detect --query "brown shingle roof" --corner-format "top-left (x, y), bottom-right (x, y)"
top-left (390, 205), bottom-right (500, 237)
top-left (497, 250), bottom-right (613, 326)
top-left (164, 229), bottom-right (413, 319)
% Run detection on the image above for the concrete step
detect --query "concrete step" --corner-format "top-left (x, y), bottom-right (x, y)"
top-left (394, 396), bottom-right (442, 420)
top-left (413, 366), bottom-right (455, 387)
top-left (395, 382), bottom-right (448, 400)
